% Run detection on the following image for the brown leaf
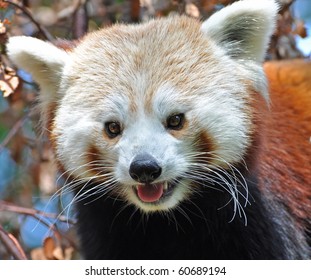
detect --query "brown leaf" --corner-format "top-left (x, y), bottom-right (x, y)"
top-left (294, 21), bottom-right (307, 38)
top-left (43, 236), bottom-right (56, 260)
top-left (52, 246), bottom-right (64, 260)
top-left (0, 68), bottom-right (20, 97)
top-left (53, 246), bottom-right (74, 260)
top-left (43, 236), bottom-right (74, 260)
top-left (64, 247), bottom-right (74, 260)
top-left (30, 247), bottom-right (47, 260)
top-left (0, 21), bottom-right (6, 34)
top-left (0, 1), bottom-right (9, 9)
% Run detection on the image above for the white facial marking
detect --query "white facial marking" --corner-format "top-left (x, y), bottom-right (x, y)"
top-left (6, 0), bottom-right (278, 213)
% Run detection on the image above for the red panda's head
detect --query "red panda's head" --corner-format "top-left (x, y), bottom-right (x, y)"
top-left (7, 0), bottom-right (278, 213)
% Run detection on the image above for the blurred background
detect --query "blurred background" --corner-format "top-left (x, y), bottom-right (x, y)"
top-left (0, 0), bottom-right (310, 259)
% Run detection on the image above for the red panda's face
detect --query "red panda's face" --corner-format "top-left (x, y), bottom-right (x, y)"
top-left (52, 19), bottom-right (259, 212)
top-left (7, 1), bottom-right (278, 213)
top-left (55, 78), bottom-right (251, 212)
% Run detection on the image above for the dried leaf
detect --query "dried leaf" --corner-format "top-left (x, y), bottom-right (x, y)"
top-left (0, 67), bottom-right (20, 97)
top-left (43, 236), bottom-right (74, 260)
top-left (52, 246), bottom-right (64, 260)
top-left (185, 3), bottom-right (200, 18)
top-left (43, 236), bottom-right (56, 260)
top-left (0, 21), bottom-right (6, 34)
top-left (3, 18), bottom-right (11, 25)
top-left (53, 246), bottom-right (74, 260)
top-left (0, 1), bottom-right (9, 9)
top-left (30, 247), bottom-right (47, 260)
top-left (64, 247), bottom-right (74, 260)
top-left (294, 21), bottom-right (307, 38)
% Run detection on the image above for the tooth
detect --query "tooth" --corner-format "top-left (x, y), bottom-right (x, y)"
top-left (163, 182), bottom-right (168, 191)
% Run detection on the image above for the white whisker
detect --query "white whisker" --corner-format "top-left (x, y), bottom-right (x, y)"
top-left (183, 150), bottom-right (249, 225)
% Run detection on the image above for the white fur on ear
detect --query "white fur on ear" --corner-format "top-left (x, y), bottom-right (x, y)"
top-left (6, 36), bottom-right (69, 104)
top-left (201, 0), bottom-right (279, 62)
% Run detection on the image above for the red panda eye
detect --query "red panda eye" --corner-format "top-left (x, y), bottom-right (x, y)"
top-left (167, 113), bottom-right (185, 130)
top-left (105, 122), bottom-right (121, 138)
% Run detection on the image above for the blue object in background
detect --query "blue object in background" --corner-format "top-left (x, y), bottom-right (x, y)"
top-left (292, 0), bottom-right (311, 56)
top-left (20, 197), bottom-right (63, 249)
top-left (0, 95), bottom-right (9, 114)
top-left (0, 148), bottom-right (17, 198)
top-left (17, 69), bottom-right (35, 89)
top-left (19, 192), bottom-right (75, 249)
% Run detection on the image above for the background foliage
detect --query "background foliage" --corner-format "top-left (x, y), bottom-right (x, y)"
top-left (0, 0), bottom-right (310, 259)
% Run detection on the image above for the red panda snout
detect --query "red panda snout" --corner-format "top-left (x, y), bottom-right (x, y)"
top-left (129, 153), bottom-right (162, 183)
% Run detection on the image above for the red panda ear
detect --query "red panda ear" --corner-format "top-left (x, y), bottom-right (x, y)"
top-left (201, 0), bottom-right (279, 62)
top-left (7, 36), bottom-right (70, 129)
top-left (6, 36), bottom-right (69, 103)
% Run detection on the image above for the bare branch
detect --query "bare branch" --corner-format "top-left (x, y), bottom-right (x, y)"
top-left (0, 225), bottom-right (28, 260)
top-left (0, 200), bottom-right (78, 250)
top-left (0, 200), bottom-right (76, 225)
top-left (0, 113), bottom-right (28, 153)
top-left (4, 0), bottom-right (54, 41)
top-left (72, 0), bottom-right (89, 39)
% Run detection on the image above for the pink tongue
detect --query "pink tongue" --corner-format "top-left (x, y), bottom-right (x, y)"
top-left (137, 183), bottom-right (164, 203)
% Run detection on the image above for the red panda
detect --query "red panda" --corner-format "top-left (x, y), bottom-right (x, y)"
top-left (6, 0), bottom-right (311, 259)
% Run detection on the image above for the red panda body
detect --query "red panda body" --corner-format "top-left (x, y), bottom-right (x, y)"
top-left (6, 0), bottom-right (310, 259)
top-left (261, 60), bottom-right (311, 229)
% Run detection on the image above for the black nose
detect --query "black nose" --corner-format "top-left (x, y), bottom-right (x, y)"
top-left (129, 154), bottom-right (162, 183)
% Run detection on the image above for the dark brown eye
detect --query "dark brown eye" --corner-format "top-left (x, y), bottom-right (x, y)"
top-left (167, 113), bottom-right (185, 130)
top-left (105, 122), bottom-right (121, 138)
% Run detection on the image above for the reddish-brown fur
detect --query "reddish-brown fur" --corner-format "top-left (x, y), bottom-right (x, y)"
top-left (260, 59), bottom-right (311, 227)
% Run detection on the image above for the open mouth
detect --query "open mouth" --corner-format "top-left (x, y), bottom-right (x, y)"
top-left (133, 181), bottom-right (177, 203)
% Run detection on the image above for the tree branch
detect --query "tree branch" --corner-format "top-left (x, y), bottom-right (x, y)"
top-left (0, 113), bottom-right (28, 153)
top-left (0, 200), bottom-right (76, 225)
top-left (0, 224), bottom-right (28, 260)
top-left (0, 200), bottom-right (77, 250)
top-left (4, 0), bottom-right (54, 41)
